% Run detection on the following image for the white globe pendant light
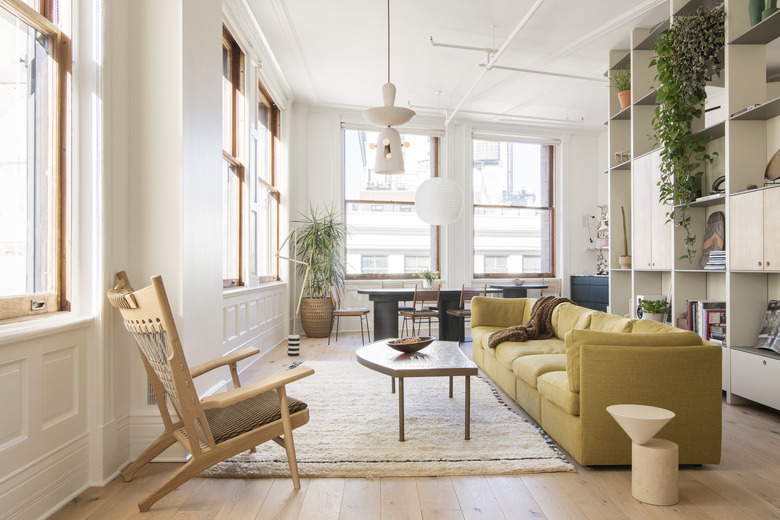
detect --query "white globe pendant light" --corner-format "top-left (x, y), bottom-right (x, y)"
top-left (415, 177), bottom-right (463, 225)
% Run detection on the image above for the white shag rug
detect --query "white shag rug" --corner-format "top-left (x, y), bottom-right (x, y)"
top-left (201, 360), bottom-right (573, 478)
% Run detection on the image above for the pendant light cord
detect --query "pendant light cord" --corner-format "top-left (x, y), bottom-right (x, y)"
top-left (387, 0), bottom-right (391, 83)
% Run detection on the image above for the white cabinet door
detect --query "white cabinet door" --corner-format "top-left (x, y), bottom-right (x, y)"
top-left (632, 154), bottom-right (653, 269)
top-left (729, 190), bottom-right (763, 270)
top-left (731, 349), bottom-right (780, 410)
top-left (650, 150), bottom-right (672, 270)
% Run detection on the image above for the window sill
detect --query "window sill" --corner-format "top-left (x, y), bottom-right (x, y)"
top-left (0, 312), bottom-right (94, 346)
top-left (223, 280), bottom-right (285, 298)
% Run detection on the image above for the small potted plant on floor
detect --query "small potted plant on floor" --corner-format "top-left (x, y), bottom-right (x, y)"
top-left (639, 298), bottom-right (671, 322)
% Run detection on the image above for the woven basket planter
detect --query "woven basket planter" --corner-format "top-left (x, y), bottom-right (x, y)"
top-left (300, 297), bottom-right (333, 338)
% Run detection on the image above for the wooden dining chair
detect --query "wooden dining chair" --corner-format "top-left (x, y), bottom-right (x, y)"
top-left (107, 272), bottom-right (313, 512)
top-left (399, 286), bottom-right (440, 336)
top-left (445, 284), bottom-right (487, 342)
top-left (540, 278), bottom-right (562, 297)
top-left (328, 285), bottom-right (371, 345)
top-left (382, 280), bottom-right (414, 336)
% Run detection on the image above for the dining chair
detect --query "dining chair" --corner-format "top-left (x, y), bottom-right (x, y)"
top-left (328, 285), bottom-right (371, 345)
top-left (399, 286), bottom-right (440, 336)
top-left (107, 272), bottom-right (313, 512)
top-left (382, 280), bottom-right (414, 336)
top-left (540, 278), bottom-right (562, 297)
top-left (445, 284), bottom-right (487, 342)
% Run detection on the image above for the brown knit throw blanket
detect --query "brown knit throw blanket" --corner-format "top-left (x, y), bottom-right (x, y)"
top-left (488, 296), bottom-right (575, 349)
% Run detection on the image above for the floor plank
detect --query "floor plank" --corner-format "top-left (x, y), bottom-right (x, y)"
top-left (380, 478), bottom-right (423, 520)
top-left (296, 478), bottom-right (345, 520)
top-left (338, 478), bottom-right (381, 520)
top-left (450, 476), bottom-right (506, 520)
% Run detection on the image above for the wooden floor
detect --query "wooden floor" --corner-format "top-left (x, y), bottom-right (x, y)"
top-left (51, 333), bottom-right (780, 520)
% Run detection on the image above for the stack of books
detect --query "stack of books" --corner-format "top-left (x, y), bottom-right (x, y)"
top-left (704, 250), bottom-right (726, 270)
top-left (687, 300), bottom-right (726, 341)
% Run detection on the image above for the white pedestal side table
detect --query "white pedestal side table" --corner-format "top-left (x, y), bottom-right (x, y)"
top-left (607, 404), bottom-right (678, 506)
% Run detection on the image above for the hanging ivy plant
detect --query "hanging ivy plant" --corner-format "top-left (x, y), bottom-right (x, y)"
top-left (651, 5), bottom-right (725, 262)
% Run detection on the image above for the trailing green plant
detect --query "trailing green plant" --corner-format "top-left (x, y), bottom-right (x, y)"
top-left (639, 298), bottom-right (671, 315)
top-left (294, 204), bottom-right (347, 299)
top-left (620, 205), bottom-right (629, 257)
top-left (610, 68), bottom-right (631, 92)
top-left (651, 5), bottom-right (725, 262)
top-left (416, 269), bottom-right (440, 284)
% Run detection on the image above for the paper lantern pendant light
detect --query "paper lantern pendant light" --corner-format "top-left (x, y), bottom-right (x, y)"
top-left (415, 177), bottom-right (463, 225)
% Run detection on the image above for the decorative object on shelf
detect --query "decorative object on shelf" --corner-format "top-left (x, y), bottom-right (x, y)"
top-left (414, 177), bottom-right (463, 225)
top-left (619, 205), bottom-right (632, 269)
top-left (614, 150), bottom-right (631, 163)
top-left (763, 0), bottom-right (779, 20)
top-left (362, 0), bottom-right (415, 174)
top-left (596, 204), bottom-right (609, 274)
top-left (610, 68), bottom-right (631, 110)
top-left (294, 205), bottom-right (347, 337)
top-left (638, 298), bottom-right (671, 323)
top-left (756, 300), bottom-right (780, 354)
top-left (765, 148), bottom-right (780, 181)
top-left (750, 0), bottom-right (764, 26)
top-left (651, 4), bottom-right (725, 262)
top-left (746, 183), bottom-right (759, 190)
top-left (711, 175), bottom-right (725, 193)
top-left (700, 211), bottom-right (725, 268)
top-left (416, 269), bottom-right (439, 288)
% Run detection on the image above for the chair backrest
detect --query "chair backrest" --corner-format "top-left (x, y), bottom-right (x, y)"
top-left (330, 285), bottom-right (342, 309)
top-left (540, 278), bottom-right (562, 297)
top-left (459, 284), bottom-right (487, 308)
top-left (411, 286), bottom-right (440, 310)
top-left (107, 272), bottom-right (216, 455)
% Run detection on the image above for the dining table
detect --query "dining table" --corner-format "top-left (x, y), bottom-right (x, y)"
top-left (357, 287), bottom-right (502, 341)
top-left (489, 284), bottom-right (548, 299)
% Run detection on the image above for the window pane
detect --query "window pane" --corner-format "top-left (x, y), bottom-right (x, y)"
top-left (257, 99), bottom-right (271, 183)
top-left (344, 129), bottom-right (435, 276)
top-left (473, 140), bottom-right (551, 207)
top-left (222, 161), bottom-right (240, 281)
top-left (473, 207), bottom-right (552, 275)
top-left (0, 10), bottom-right (54, 296)
top-left (222, 43), bottom-right (232, 153)
top-left (345, 203), bottom-right (432, 276)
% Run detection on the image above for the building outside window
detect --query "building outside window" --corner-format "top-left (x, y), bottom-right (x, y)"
top-left (404, 255), bottom-right (430, 274)
top-left (344, 129), bottom-right (439, 279)
top-left (361, 255), bottom-right (388, 274)
top-left (0, 0), bottom-right (70, 319)
top-left (473, 138), bottom-right (555, 278)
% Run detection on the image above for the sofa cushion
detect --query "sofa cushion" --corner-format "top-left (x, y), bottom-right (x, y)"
top-left (564, 330), bottom-right (704, 393)
top-left (494, 338), bottom-right (565, 370)
top-left (590, 312), bottom-right (635, 333)
top-left (631, 319), bottom-right (684, 333)
top-left (472, 326), bottom-right (506, 357)
top-left (538, 371), bottom-right (579, 415)
top-left (551, 303), bottom-right (595, 339)
top-left (521, 298), bottom-right (539, 324)
top-left (513, 354), bottom-right (566, 389)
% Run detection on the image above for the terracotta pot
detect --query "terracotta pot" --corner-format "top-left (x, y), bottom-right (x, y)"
top-left (618, 90), bottom-right (631, 110)
top-left (619, 255), bottom-right (632, 269)
top-left (300, 297), bottom-right (333, 338)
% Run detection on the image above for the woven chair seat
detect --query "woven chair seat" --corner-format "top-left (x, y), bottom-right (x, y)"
top-left (333, 307), bottom-right (370, 316)
top-left (204, 390), bottom-right (308, 444)
top-left (400, 309), bottom-right (438, 318)
top-left (446, 308), bottom-right (472, 318)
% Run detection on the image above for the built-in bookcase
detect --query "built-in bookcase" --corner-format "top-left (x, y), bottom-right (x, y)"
top-left (607, 0), bottom-right (780, 410)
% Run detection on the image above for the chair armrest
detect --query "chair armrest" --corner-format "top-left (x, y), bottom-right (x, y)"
top-left (200, 366), bottom-right (315, 410)
top-left (190, 347), bottom-right (260, 379)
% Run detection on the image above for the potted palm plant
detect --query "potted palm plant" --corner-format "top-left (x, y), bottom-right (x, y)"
top-left (294, 205), bottom-right (347, 337)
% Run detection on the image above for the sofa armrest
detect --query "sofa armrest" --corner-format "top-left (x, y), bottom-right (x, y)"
top-left (577, 343), bottom-right (722, 465)
top-left (471, 297), bottom-right (528, 328)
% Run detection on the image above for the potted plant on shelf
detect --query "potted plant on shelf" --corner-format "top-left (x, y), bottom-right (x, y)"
top-left (639, 298), bottom-right (671, 323)
top-left (294, 205), bottom-right (347, 337)
top-left (416, 269), bottom-right (440, 288)
top-left (618, 205), bottom-right (632, 269)
top-left (610, 68), bottom-right (631, 110)
top-left (651, 5), bottom-right (725, 262)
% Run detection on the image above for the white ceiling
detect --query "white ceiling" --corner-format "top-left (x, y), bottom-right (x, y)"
top-left (248, 0), bottom-right (671, 129)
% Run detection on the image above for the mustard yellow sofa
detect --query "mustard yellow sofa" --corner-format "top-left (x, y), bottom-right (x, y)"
top-left (470, 297), bottom-right (722, 466)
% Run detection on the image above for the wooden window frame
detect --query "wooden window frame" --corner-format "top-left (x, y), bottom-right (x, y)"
top-left (222, 27), bottom-right (244, 288)
top-left (0, 0), bottom-right (71, 321)
top-left (256, 81), bottom-right (280, 284)
top-left (344, 133), bottom-right (441, 281)
top-left (472, 142), bottom-right (556, 279)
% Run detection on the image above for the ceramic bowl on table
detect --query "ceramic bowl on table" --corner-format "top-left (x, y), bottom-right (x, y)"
top-left (386, 336), bottom-right (435, 353)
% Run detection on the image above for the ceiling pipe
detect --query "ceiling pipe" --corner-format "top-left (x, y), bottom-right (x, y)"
top-left (445, 0), bottom-right (546, 125)
top-left (480, 63), bottom-right (607, 83)
top-left (410, 103), bottom-right (581, 124)
top-left (429, 36), bottom-right (497, 55)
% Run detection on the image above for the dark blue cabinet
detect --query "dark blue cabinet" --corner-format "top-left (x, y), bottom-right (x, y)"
top-left (571, 275), bottom-right (609, 312)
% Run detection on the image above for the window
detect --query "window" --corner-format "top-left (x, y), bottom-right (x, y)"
top-left (343, 129), bottom-right (439, 279)
top-left (222, 28), bottom-right (244, 287)
top-left (472, 139), bottom-right (555, 278)
top-left (0, 0), bottom-right (70, 320)
top-left (404, 256), bottom-right (429, 274)
top-left (250, 83), bottom-right (280, 283)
